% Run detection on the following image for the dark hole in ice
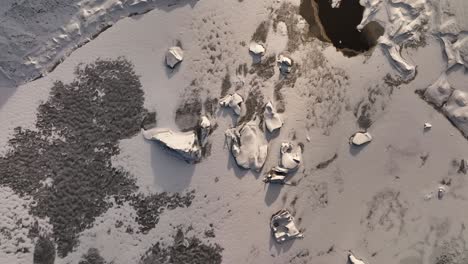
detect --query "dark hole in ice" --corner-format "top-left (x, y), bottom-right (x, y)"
top-left (300, 0), bottom-right (384, 56)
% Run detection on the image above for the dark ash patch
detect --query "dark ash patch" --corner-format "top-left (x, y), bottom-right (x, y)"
top-left (0, 58), bottom-right (193, 257)
top-left (140, 229), bottom-right (223, 264)
top-left (78, 248), bottom-right (109, 264)
top-left (237, 88), bottom-right (265, 125)
top-left (251, 20), bottom-right (270, 43)
top-left (175, 89), bottom-right (203, 132)
top-left (249, 55), bottom-right (276, 81)
top-left (316, 153), bottom-right (338, 170)
top-left (220, 72), bottom-right (232, 97)
top-left (33, 236), bottom-right (56, 264)
top-left (131, 191), bottom-right (195, 234)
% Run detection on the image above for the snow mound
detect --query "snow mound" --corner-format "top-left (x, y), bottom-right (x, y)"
top-left (444, 90), bottom-right (468, 137)
top-left (143, 128), bottom-right (201, 163)
top-left (225, 120), bottom-right (268, 171)
top-left (423, 74), bottom-right (453, 107)
top-left (277, 54), bottom-right (293, 74)
top-left (264, 101), bottom-right (283, 133)
top-left (165, 46), bottom-right (184, 69)
top-left (270, 209), bottom-right (303, 243)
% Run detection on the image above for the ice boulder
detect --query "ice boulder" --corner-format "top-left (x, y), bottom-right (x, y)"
top-left (264, 101), bottom-right (283, 133)
top-left (220, 93), bottom-right (244, 116)
top-left (350, 132), bottom-right (372, 146)
top-left (280, 142), bottom-right (302, 171)
top-left (270, 209), bottom-right (303, 243)
top-left (348, 253), bottom-right (367, 264)
top-left (165, 46), bottom-right (184, 69)
top-left (143, 128), bottom-right (201, 163)
top-left (249, 42), bottom-right (266, 56)
top-left (277, 54), bottom-right (292, 74)
top-left (225, 121), bottom-right (268, 171)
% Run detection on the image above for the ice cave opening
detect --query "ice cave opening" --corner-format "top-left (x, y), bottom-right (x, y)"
top-left (300, 0), bottom-right (384, 56)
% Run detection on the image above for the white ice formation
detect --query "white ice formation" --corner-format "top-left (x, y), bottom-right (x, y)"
top-left (249, 42), bottom-right (266, 56)
top-left (277, 54), bottom-right (293, 74)
top-left (165, 46), bottom-right (184, 69)
top-left (220, 93), bottom-right (244, 116)
top-left (350, 132), bottom-right (373, 146)
top-left (263, 142), bottom-right (302, 184)
top-left (280, 142), bottom-right (302, 171)
top-left (263, 166), bottom-right (288, 184)
top-left (331, 0), bottom-right (342, 8)
top-left (225, 121), bottom-right (268, 171)
top-left (357, 0), bottom-right (382, 31)
top-left (143, 128), bottom-right (201, 163)
top-left (264, 102), bottom-right (283, 133)
top-left (348, 253), bottom-right (367, 264)
top-left (270, 209), bottom-right (303, 243)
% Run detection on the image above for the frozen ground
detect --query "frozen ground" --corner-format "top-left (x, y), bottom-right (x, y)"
top-left (0, 0), bottom-right (468, 263)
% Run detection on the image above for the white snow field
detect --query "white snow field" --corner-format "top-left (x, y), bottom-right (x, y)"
top-left (1, 0), bottom-right (468, 263)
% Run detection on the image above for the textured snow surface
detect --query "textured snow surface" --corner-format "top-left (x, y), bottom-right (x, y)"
top-left (0, 0), bottom-right (196, 87)
top-left (1, 0), bottom-right (468, 263)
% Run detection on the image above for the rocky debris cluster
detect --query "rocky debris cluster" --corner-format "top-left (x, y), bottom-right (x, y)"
top-left (270, 209), bottom-right (303, 243)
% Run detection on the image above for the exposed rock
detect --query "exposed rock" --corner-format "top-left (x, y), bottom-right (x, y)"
top-left (220, 93), bottom-right (244, 116)
top-left (166, 46), bottom-right (184, 68)
top-left (225, 120), bottom-right (268, 171)
top-left (143, 128), bottom-right (201, 163)
top-left (424, 122), bottom-right (432, 129)
top-left (270, 209), bottom-right (303, 243)
top-left (350, 132), bottom-right (372, 146)
top-left (277, 54), bottom-right (292, 74)
top-left (264, 101), bottom-right (283, 133)
top-left (280, 142), bottom-right (302, 171)
top-left (249, 42), bottom-right (266, 56)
